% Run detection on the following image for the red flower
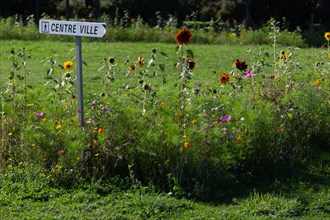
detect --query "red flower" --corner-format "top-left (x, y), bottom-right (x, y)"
top-left (234, 59), bottom-right (248, 72)
top-left (175, 28), bottom-right (192, 45)
top-left (185, 57), bottom-right (196, 70)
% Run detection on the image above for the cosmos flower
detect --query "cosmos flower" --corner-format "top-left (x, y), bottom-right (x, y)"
top-left (244, 70), bottom-right (253, 79)
top-left (314, 79), bottom-right (320, 86)
top-left (184, 142), bottom-right (191, 149)
top-left (220, 115), bottom-right (232, 122)
top-left (98, 127), bottom-right (104, 134)
top-left (35, 112), bottom-right (44, 117)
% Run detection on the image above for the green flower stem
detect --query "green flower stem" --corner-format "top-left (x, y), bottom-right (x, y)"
top-left (179, 45), bottom-right (186, 136)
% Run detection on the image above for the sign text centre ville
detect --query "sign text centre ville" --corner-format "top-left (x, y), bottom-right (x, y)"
top-left (39, 20), bottom-right (106, 38)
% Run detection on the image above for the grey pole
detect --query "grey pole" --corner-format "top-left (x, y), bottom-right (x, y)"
top-left (76, 36), bottom-right (84, 127)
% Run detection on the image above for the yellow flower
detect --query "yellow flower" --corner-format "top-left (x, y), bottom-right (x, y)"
top-left (27, 103), bottom-right (34, 107)
top-left (280, 50), bottom-right (288, 63)
top-left (184, 142), bottom-right (191, 149)
top-left (324, 32), bottom-right (330, 41)
top-left (314, 79), bottom-right (321, 86)
top-left (64, 61), bottom-right (74, 71)
top-left (55, 123), bottom-right (61, 129)
top-left (182, 134), bottom-right (187, 139)
top-left (97, 127), bottom-right (104, 134)
top-left (191, 119), bottom-right (197, 124)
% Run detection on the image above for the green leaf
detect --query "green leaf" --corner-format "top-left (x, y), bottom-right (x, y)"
top-left (50, 58), bottom-right (56, 65)
top-left (147, 58), bottom-right (154, 67)
top-left (159, 64), bottom-right (165, 72)
top-left (47, 68), bottom-right (53, 75)
top-left (16, 75), bottom-right (25, 81)
top-left (186, 49), bottom-right (194, 58)
top-left (160, 51), bottom-right (168, 57)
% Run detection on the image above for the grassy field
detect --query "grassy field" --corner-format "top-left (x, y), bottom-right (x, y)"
top-left (0, 39), bottom-right (329, 219)
top-left (0, 162), bottom-right (329, 219)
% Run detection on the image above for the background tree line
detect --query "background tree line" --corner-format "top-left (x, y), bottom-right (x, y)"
top-left (0, 0), bottom-right (329, 31)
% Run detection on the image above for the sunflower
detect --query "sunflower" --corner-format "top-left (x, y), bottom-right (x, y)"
top-left (234, 59), bottom-right (248, 72)
top-left (64, 61), bottom-right (74, 71)
top-left (108, 57), bottom-right (115, 64)
top-left (175, 28), bottom-right (192, 45)
top-left (128, 65), bottom-right (135, 72)
top-left (324, 32), bottom-right (330, 41)
top-left (135, 56), bottom-right (145, 67)
top-left (185, 57), bottom-right (196, 70)
top-left (219, 72), bottom-right (230, 85)
top-left (280, 50), bottom-right (288, 63)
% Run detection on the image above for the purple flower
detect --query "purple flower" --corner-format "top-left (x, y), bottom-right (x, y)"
top-left (244, 70), bottom-right (253, 79)
top-left (220, 115), bottom-right (231, 122)
top-left (35, 112), bottom-right (44, 117)
top-left (233, 165), bottom-right (238, 171)
top-left (270, 75), bottom-right (275, 80)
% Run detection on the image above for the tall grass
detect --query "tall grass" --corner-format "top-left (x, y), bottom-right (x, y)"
top-left (0, 32), bottom-right (329, 202)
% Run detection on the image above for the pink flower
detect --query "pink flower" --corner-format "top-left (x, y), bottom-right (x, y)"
top-left (244, 70), bottom-right (253, 79)
top-left (35, 112), bottom-right (44, 117)
top-left (220, 115), bottom-right (231, 122)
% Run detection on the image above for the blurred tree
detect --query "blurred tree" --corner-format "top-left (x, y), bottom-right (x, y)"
top-left (0, 0), bottom-right (329, 30)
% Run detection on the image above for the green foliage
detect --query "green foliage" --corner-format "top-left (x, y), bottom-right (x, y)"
top-left (0, 21), bottom-right (329, 203)
top-left (0, 16), bottom-right (314, 47)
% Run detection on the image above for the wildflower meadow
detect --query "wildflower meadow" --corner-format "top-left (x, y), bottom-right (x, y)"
top-left (0, 20), bottom-right (329, 219)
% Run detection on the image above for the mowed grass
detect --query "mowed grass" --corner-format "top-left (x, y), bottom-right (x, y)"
top-left (0, 40), bottom-right (322, 86)
top-left (0, 39), bottom-right (322, 90)
top-left (0, 40), bottom-right (329, 219)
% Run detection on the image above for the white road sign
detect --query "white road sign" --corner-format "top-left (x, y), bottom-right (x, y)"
top-left (39, 20), bottom-right (106, 38)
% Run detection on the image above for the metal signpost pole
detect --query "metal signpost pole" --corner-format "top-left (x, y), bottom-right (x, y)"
top-left (75, 36), bottom-right (84, 127)
top-left (39, 19), bottom-right (106, 128)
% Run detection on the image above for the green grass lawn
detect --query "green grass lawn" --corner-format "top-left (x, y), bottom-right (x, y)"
top-left (0, 39), bottom-right (329, 219)
top-left (0, 171), bottom-right (329, 219)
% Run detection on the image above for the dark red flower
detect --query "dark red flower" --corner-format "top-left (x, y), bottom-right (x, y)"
top-left (175, 28), bottom-right (192, 45)
top-left (234, 59), bottom-right (248, 72)
top-left (185, 57), bottom-right (195, 70)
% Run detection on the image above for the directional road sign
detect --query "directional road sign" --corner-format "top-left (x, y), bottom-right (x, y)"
top-left (39, 20), bottom-right (106, 38)
top-left (39, 20), bottom-right (107, 127)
